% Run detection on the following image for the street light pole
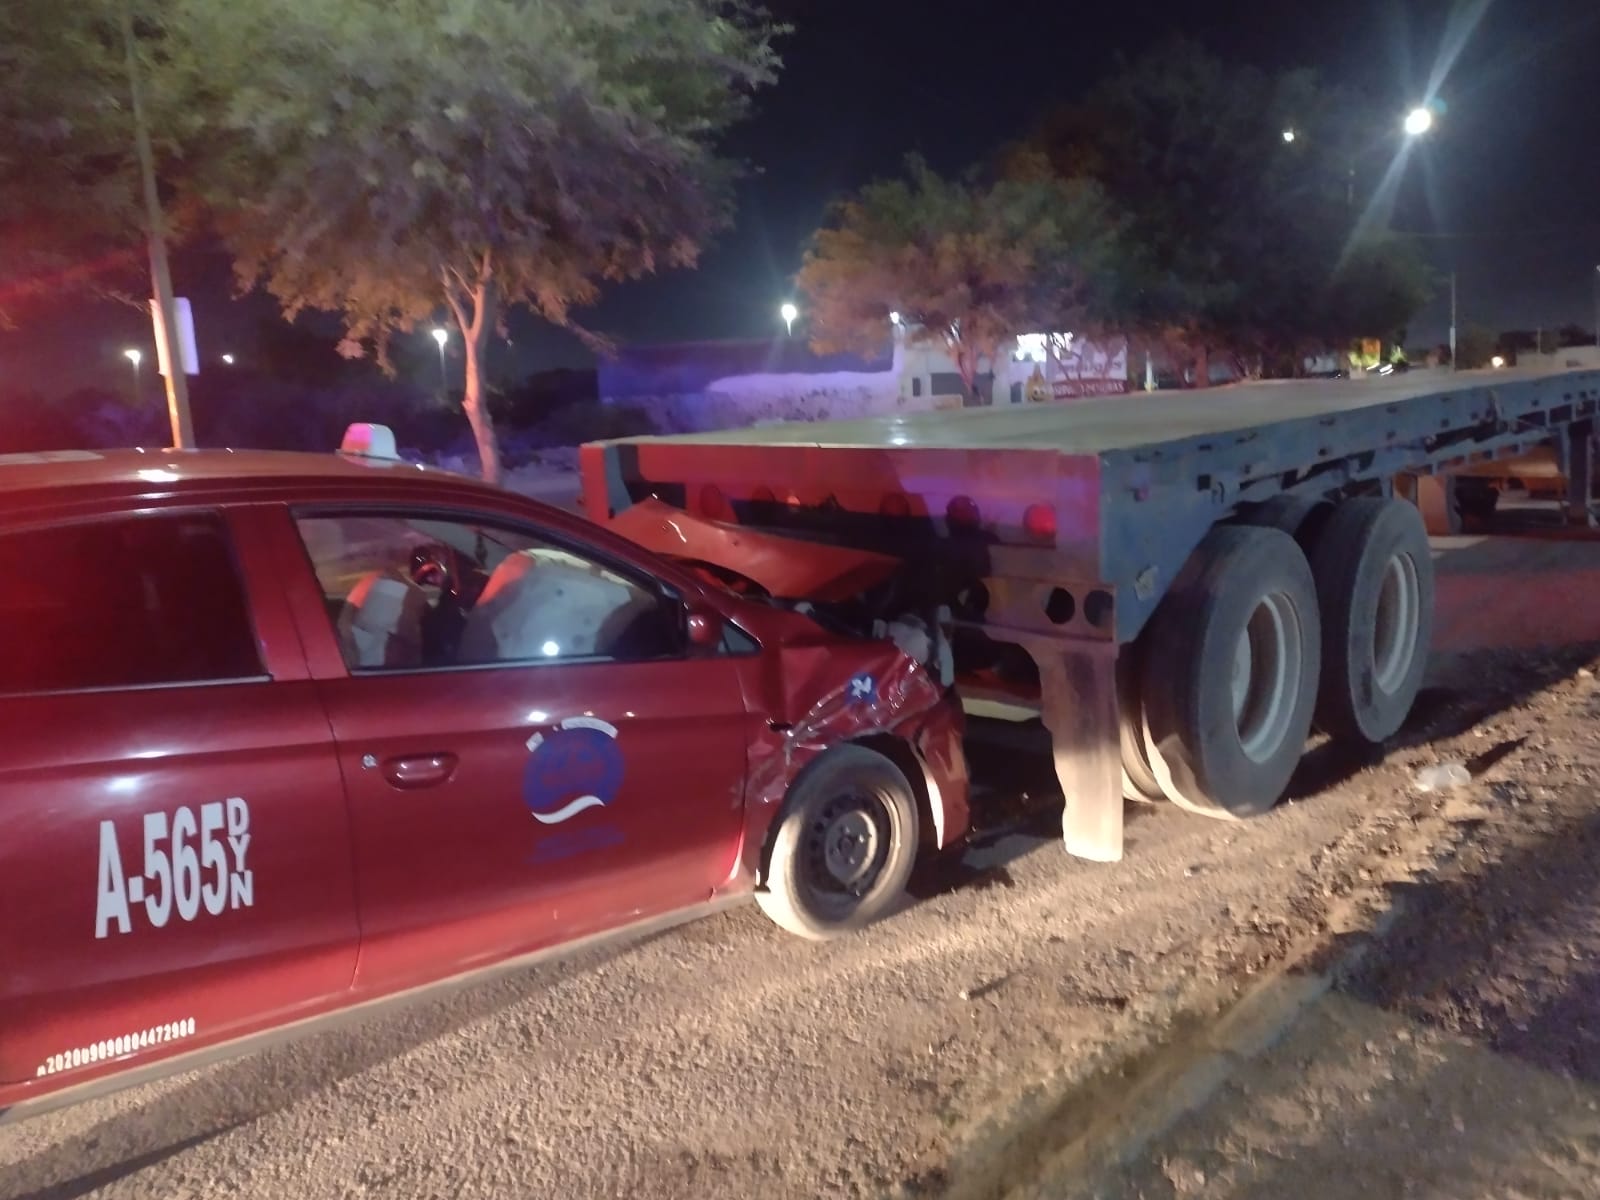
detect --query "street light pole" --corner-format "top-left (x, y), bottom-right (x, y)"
top-left (1450, 270), bottom-right (1458, 371)
top-left (124, 348), bottom-right (142, 405)
top-left (121, 0), bottom-right (194, 449)
top-left (432, 327), bottom-right (449, 396)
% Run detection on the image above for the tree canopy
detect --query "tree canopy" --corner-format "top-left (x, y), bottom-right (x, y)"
top-left (796, 154), bottom-right (1125, 398)
top-left (2, 0), bottom-right (784, 476)
top-left (163, 0), bottom-right (782, 481)
top-left (1010, 37), bottom-right (1435, 375)
top-left (0, 0), bottom-right (148, 326)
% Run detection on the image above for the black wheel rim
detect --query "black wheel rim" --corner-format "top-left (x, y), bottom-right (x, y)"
top-left (800, 788), bottom-right (894, 918)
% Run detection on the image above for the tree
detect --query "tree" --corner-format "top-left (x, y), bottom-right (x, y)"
top-left (0, 0), bottom-right (142, 326)
top-left (168, 0), bottom-right (783, 483)
top-left (1013, 38), bottom-right (1435, 380)
top-left (796, 154), bottom-right (1126, 401)
top-left (1318, 236), bottom-right (1436, 353)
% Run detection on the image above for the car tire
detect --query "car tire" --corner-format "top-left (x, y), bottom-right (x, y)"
top-left (1140, 526), bottom-right (1322, 820)
top-left (1309, 497), bottom-right (1435, 744)
top-left (756, 745), bottom-right (919, 940)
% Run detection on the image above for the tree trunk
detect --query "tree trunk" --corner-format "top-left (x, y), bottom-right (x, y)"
top-left (450, 272), bottom-right (503, 486)
top-left (1191, 342), bottom-right (1210, 390)
top-left (956, 344), bottom-right (981, 407)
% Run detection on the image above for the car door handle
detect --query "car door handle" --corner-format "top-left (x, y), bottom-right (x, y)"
top-left (382, 753), bottom-right (459, 790)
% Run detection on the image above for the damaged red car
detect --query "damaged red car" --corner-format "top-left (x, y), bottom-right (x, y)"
top-left (0, 429), bottom-right (967, 1119)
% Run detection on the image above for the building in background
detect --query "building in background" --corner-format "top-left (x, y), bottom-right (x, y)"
top-left (599, 326), bottom-right (1134, 436)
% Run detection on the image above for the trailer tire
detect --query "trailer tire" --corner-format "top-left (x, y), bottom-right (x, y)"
top-left (756, 745), bottom-right (919, 940)
top-left (1235, 494), bottom-right (1328, 543)
top-left (1309, 497), bottom-right (1434, 744)
top-left (1141, 526), bottom-right (1321, 819)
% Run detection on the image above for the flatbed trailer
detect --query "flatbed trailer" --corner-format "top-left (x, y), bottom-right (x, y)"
top-left (581, 365), bottom-right (1600, 862)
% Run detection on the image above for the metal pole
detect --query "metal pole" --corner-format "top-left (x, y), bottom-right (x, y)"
top-left (130, 358), bottom-right (141, 406)
top-left (122, 0), bottom-right (194, 449)
top-left (1449, 270), bottom-right (1458, 370)
top-left (438, 341), bottom-right (448, 395)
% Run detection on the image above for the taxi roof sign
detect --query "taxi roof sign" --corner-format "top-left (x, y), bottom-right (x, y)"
top-left (339, 423), bottom-right (399, 461)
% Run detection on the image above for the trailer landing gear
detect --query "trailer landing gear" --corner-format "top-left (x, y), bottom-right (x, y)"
top-left (1036, 640), bottom-right (1125, 863)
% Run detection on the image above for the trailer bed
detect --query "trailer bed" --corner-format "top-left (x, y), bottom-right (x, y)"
top-left (614, 364), bottom-right (1594, 455)
top-left (592, 364), bottom-right (1600, 642)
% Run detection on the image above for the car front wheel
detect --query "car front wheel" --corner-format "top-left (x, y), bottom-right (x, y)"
top-left (756, 745), bottom-right (920, 940)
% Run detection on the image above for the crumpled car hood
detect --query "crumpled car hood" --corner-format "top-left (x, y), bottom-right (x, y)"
top-left (606, 498), bottom-right (901, 603)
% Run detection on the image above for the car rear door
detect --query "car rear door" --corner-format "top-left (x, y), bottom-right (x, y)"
top-left (266, 501), bottom-right (755, 996)
top-left (0, 504), bottom-right (360, 1092)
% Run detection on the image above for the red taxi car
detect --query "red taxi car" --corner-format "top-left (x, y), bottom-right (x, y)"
top-left (0, 432), bottom-right (967, 1120)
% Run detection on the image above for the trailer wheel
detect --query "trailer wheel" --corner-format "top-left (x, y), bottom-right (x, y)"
top-left (1235, 494), bottom-right (1328, 542)
top-left (1141, 526), bottom-right (1321, 819)
top-left (756, 745), bottom-right (919, 940)
top-left (1309, 497), bottom-right (1434, 744)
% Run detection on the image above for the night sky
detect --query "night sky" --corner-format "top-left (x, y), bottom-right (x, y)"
top-left (6, 0), bottom-right (1599, 397)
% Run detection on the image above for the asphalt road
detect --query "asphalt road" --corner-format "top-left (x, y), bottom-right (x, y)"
top-left (5, 534), bottom-right (1600, 1200)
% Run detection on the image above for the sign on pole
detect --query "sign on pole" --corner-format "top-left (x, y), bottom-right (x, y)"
top-left (150, 296), bottom-right (200, 377)
top-left (1014, 332), bottom-right (1129, 402)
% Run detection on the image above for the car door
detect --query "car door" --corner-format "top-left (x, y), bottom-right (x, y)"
top-left (269, 502), bottom-right (754, 996)
top-left (0, 506), bottom-right (360, 1092)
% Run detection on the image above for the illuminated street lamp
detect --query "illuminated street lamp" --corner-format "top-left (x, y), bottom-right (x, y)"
top-left (889, 310), bottom-right (903, 326)
top-left (1392, 104), bottom-right (1455, 366)
top-left (1491, 355), bottom-right (1506, 369)
top-left (1281, 128), bottom-right (1296, 143)
top-left (431, 326), bottom-right (449, 393)
top-left (221, 353), bottom-right (235, 366)
top-left (123, 347), bottom-right (142, 404)
top-left (780, 302), bottom-right (798, 337)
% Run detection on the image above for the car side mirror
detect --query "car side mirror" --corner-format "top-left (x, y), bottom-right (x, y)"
top-left (687, 608), bottom-right (724, 649)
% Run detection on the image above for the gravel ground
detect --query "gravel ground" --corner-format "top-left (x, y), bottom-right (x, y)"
top-left (1037, 651), bottom-right (1600, 1200)
top-left (5, 537), bottom-right (1600, 1200)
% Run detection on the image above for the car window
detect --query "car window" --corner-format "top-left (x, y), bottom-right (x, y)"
top-left (0, 511), bottom-right (264, 695)
top-left (294, 512), bottom-right (687, 673)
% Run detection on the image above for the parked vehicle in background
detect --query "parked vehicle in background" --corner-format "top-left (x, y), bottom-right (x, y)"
top-left (0, 428), bottom-right (967, 1121)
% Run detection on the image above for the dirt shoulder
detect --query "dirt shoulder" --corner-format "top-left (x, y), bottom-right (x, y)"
top-left (1015, 650), bottom-right (1600, 1200)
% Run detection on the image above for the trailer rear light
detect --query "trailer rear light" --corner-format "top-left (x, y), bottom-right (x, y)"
top-left (1023, 503), bottom-right (1057, 541)
top-left (699, 484), bottom-right (733, 521)
top-left (880, 492), bottom-right (911, 517)
top-left (946, 495), bottom-right (981, 529)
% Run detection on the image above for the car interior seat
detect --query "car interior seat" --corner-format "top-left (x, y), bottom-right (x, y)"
top-left (460, 550), bottom-right (648, 663)
top-left (337, 569), bottom-right (429, 669)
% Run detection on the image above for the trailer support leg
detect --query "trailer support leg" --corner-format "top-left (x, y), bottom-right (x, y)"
top-left (1564, 420), bottom-right (1595, 527)
top-left (1412, 473), bottom-right (1461, 537)
top-left (1037, 641), bottom-right (1124, 863)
